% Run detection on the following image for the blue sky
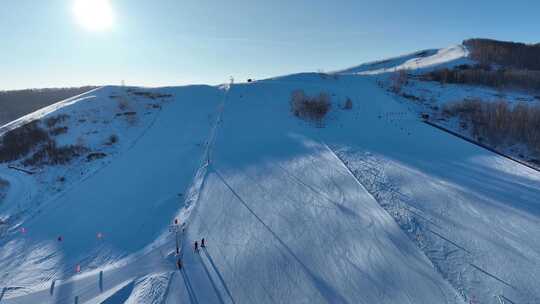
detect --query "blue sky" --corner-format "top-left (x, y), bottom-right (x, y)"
top-left (1, 0), bottom-right (539, 90)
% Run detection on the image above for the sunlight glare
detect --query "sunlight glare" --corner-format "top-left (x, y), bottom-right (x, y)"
top-left (73, 0), bottom-right (114, 31)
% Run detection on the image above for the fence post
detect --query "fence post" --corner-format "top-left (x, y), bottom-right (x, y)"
top-left (50, 280), bottom-right (56, 295)
top-left (99, 271), bottom-right (103, 292)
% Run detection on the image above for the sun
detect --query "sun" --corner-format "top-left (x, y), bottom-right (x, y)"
top-left (73, 0), bottom-right (114, 31)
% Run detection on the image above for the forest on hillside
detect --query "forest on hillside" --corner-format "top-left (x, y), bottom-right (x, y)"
top-left (423, 39), bottom-right (540, 92)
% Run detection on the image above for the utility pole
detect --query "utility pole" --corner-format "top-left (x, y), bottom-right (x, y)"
top-left (169, 221), bottom-right (180, 255)
top-left (175, 228), bottom-right (179, 255)
top-left (170, 221), bottom-right (183, 269)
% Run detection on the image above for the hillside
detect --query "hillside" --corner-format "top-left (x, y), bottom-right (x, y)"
top-left (373, 39), bottom-right (540, 169)
top-left (0, 87), bottom-right (97, 127)
top-left (1, 41), bottom-right (540, 304)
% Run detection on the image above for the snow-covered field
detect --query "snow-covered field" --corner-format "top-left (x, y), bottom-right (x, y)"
top-left (0, 44), bottom-right (539, 304)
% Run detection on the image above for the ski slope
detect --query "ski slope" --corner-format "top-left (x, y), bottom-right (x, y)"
top-left (338, 45), bottom-right (471, 75)
top-left (0, 85), bottom-right (225, 303)
top-left (314, 75), bottom-right (540, 304)
top-left (185, 79), bottom-right (462, 303)
top-left (1, 43), bottom-right (540, 304)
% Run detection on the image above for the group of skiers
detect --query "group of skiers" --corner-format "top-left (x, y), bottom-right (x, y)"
top-left (176, 237), bottom-right (206, 270)
top-left (194, 238), bottom-right (206, 251)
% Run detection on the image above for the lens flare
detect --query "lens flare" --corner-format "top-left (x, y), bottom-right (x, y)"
top-left (73, 0), bottom-right (113, 31)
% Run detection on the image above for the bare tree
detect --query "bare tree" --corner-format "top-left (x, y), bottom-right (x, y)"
top-left (390, 70), bottom-right (409, 93)
top-left (443, 99), bottom-right (540, 155)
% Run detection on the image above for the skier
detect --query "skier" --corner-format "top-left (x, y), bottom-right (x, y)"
top-left (194, 241), bottom-right (199, 252)
top-left (57, 236), bottom-right (63, 242)
top-left (201, 238), bottom-right (205, 248)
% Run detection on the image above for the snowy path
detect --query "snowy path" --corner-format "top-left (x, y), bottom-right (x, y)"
top-left (163, 83), bottom-right (232, 304)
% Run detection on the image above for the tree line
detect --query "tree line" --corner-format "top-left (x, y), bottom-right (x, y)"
top-left (423, 64), bottom-right (540, 92)
top-left (442, 99), bottom-right (540, 156)
top-left (463, 38), bottom-right (540, 70)
top-left (421, 39), bottom-right (540, 92)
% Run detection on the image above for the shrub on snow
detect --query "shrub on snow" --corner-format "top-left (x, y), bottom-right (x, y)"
top-left (290, 90), bottom-right (331, 123)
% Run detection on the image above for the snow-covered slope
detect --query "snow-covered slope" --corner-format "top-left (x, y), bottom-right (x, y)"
top-left (320, 75), bottom-right (540, 304)
top-left (1, 43), bottom-right (540, 304)
top-left (0, 85), bottom-right (224, 302)
top-left (338, 45), bottom-right (471, 75)
top-left (0, 86), bottom-right (182, 226)
top-left (185, 79), bottom-right (462, 303)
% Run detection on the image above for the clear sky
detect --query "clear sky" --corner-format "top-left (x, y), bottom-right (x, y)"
top-left (1, 0), bottom-right (539, 90)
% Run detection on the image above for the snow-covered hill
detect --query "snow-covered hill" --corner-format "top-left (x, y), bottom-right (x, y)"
top-left (1, 43), bottom-right (539, 304)
top-left (338, 45), bottom-right (471, 75)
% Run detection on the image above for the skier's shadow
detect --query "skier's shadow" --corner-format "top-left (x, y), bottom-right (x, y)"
top-left (181, 267), bottom-right (199, 304)
top-left (197, 251), bottom-right (225, 304)
top-left (202, 248), bottom-right (236, 304)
